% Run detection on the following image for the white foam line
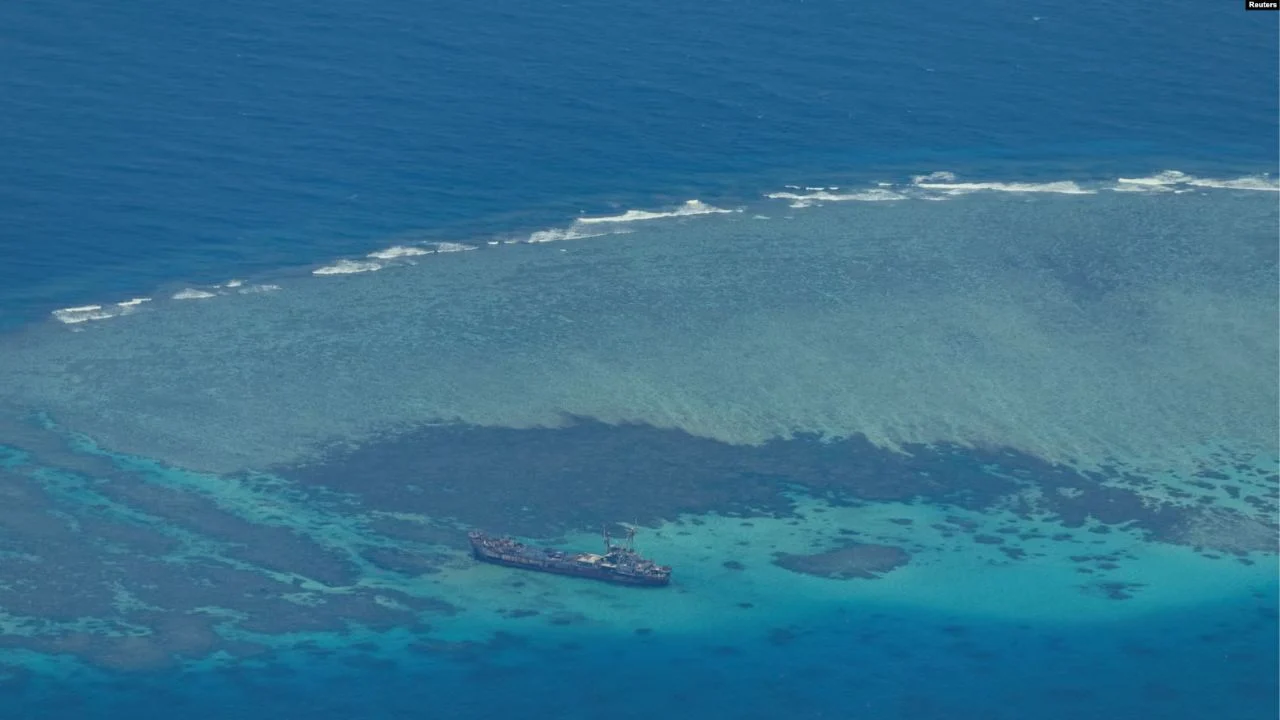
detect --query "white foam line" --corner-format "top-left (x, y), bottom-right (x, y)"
top-left (915, 180), bottom-right (1095, 195)
top-left (1185, 176), bottom-right (1279, 192)
top-left (41, 176), bottom-right (1276, 330)
top-left (50, 297), bottom-right (154, 324)
top-left (773, 169), bottom-right (1277, 202)
top-left (172, 289), bottom-right (217, 300)
top-left (368, 245), bottom-right (432, 260)
top-left (312, 260), bottom-right (383, 276)
top-left (237, 284), bottom-right (281, 294)
top-left (1115, 170), bottom-right (1193, 187)
top-left (526, 227), bottom-right (611, 244)
top-left (766, 189), bottom-right (907, 204)
top-left (576, 199), bottom-right (734, 224)
top-left (912, 171), bottom-right (958, 184)
top-left (1109, 183), bottom-right (1175, 194)
top-left (1113, 170), bottom-right (1279, 193)
top-left (435, 242), bottom-right (477, 253)
top-left (50, 305), bottom-right (113, 324)
top-left (53, 286), bottom-right (282, 325)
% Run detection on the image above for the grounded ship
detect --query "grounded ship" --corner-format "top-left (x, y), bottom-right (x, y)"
top-left (468, 526), bottom-right (672, 587)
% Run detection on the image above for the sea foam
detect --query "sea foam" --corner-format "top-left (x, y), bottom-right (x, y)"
top-left (173, 289), bottom-right (217, 300)
top-left (526, 227), bottom-right (610, 243)
top-left (576, 199), bottom-right (734, 224)
top-left (911, 173), bottom-right (1095, 195)
top-left (435, 242), bottom-right (477, 253)
top-left (42, 173), bottom-right (1280, 333)
top-left (1115, 170), bottom-right (1279, 193)
top-left (51, 305), bottom-right (114, 324)
top-left (367, 245), bottom-right (431, 260)
top-left (51, 297), bottom-right (153, 324)
top-left (14, 183), bottom-right (1274, 482)
top-left (312, 260), bottom-right (383, 276)
top-left (762, 170), bottom-right (1277, 207)
top-left (237, 284), bottom-right (281, 294)
top-left (765, 189), bottom-right (907, 207)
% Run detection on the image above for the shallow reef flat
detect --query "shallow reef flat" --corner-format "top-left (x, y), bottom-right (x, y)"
top-left (0, 185), bottom-right (1273, 718)
top-left (1, 189), bottom-right (1274, 479)
top-left (0, 411), bottom-right (1273, 678)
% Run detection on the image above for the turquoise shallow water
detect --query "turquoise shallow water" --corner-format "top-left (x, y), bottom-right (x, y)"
top-left (0, 412), bottom-right (1276, 719)
top-left (0, 183), bottom-right (1276, 716)
top-left (0, 0), bottom-right (1277, 717)
top-left (6, 594), bottom-right (1276, 720)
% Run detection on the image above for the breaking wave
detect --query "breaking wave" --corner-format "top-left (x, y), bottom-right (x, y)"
top-left (34, 171), bottom-right (1278, 331)
top-left (173, 289), bottom-right (217, 300)
top-left (1115, 170), bottom-right (1280, 193)
top-left (765, 170), bottom-right (1278, 206)
top-left (766, 188), bottom-right (907, 207)
top-left (910, 172), bottom-right (1094, 195)
top-left (368, 246), bottom-right (431, 260)
top-left (576, 199), bottom-right (737, 224)
top-left (50, 298), bottom-right (153, 325)
top-left (313, 260), bottom-right (383, 276)
top-left (435, 242), bottom-right (477, 253)
top-left (8, 173), bottom-right (1273, 487)
top-left (237, 284), bottom-right (281, 294)
top-left (527, 227), bottom-right (612, 243)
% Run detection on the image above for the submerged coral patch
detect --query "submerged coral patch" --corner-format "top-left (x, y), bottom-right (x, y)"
top-left (773, 543), bottom-right (911, 579)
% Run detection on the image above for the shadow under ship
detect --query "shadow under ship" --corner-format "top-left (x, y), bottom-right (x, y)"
top-left (468, 526), bottom-right (672, 587)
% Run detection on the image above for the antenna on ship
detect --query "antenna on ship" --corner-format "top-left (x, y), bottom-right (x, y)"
top-left (618, 521), bottom-right (638, 551)
top-left (602, 524), bottom-right (611, 552)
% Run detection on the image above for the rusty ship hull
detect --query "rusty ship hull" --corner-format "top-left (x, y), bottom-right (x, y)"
top-left (469, 530), bottom-right (671, 587)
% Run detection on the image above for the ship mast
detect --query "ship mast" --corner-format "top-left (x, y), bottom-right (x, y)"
top-left (603, 523), bottom-right (640, 552)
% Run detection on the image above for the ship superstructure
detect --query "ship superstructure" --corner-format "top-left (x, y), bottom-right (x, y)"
top-left (468, 525), bottom-right (671, 587)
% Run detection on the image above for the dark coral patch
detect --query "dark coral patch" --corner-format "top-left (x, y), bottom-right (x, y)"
top-left (773, 543), bottom-right (910, 580)
top-left (546, 612), bottom-right (588, 626)
top-left (767, 627), bottom-right (801, 646)
top-left (0, 448), bottom-right (457, 673)
top-left (1, 407), bottom-right (1274, 677)
top-left (91, 475), bottom-right (362, 587)
top-left (1081, 581), bottom-right (1146, 600)
top-left (270, 418), bottom-right (1274, 564)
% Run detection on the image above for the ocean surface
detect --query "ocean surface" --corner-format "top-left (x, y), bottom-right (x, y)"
top-left (0, 1), bottom-right (1277, 719)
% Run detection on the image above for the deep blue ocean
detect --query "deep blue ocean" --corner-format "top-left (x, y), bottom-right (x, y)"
top-left (1, 0), bottom-right (1276, 324)
top-left (0, 1), bottom-right (1277, 719)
